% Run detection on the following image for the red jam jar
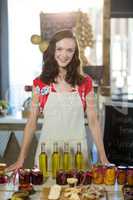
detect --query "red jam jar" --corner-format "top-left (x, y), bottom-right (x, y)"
top-left (56, 170), bottom-right (67, 185)
top-left (127, 166), bottom-right (133, 186)
top-left (31, 169), bottom-right (43, 185)
top-left (19, 169), bottom-right (31, 185)
top-left (117, 166), bottom-right (127, 185)
top-left (80, 171), bottom-right (92, 185)
top-left (0, 175), bottom-right (8, 184)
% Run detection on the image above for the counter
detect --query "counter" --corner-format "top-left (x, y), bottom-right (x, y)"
top-left (0, 177), bottom-right (124, 200)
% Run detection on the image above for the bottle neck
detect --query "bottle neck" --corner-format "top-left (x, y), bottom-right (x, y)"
top-left (77, 143), bottom-right (81, 153)
top-left (64, 143), bottom-right (69, 153)
top-left (53, 142), bottom-right (59, 153)
top-left (41, 143), bottom-right (46, 153)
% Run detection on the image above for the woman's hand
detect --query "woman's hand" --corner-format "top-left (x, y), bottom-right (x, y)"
top-left (100, 154), bottom-right (110, 165)
top-left (5, 158), bottom-right (24, 172)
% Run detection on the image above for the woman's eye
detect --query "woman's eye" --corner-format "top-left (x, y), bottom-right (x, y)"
top-left (67, 49), bottom-right (75, 53)
top-left (56, 48), bottom-right (62, 51)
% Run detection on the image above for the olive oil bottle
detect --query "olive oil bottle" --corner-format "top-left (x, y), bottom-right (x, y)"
top-left (63, 143), bottom-right (71, 171)
top-left (75, 142), bottom-right (84, 170)
top-left (39, 143), bottom-right (48, 178)
top-left (51, 142), bottom-right (61, 178)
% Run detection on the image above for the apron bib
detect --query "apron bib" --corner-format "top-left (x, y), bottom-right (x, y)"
top-left (35, 87), bottom-right (90, 170)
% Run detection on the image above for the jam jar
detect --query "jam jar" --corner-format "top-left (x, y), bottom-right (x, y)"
top-left (104, 164), bottom-right (116, 185)
top-left (19, 169), bottom-right (31, 185)
top-left (31, 168), bottom-right (43, 185)
top-left (56, 170), bottom-right (67, 185)
top-left (117, 166), bottom-right (127, 185)
top-left (127, 166), bottom-right (133, 186)
top-left (92, 164), bottom-right (104, 184)
top-left (80, 170), bottom-right (92, 185)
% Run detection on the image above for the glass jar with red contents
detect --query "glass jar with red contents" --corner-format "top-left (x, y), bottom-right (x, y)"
top-left (127, 166), bottom-right (133, 186)
top-left (31, 168), bottom-right (43, 185)
top-left (56, 170), bottom-right (67, 185)
top-left (104, 164), bottom-right (116, 185)
top-left (92, 164), bottom-right (104, 184)
top-left (80, 170), bottom-right (92, 185)
top-left (66, 169), bottom-right (83, 185)
top-left (19, 169), bottom-right (31, 185)
top-left (117, 166), bottom-right (127, 185)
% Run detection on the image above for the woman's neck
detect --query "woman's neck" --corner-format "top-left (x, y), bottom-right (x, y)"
top-left (58, 68), bottom-right (67, 81)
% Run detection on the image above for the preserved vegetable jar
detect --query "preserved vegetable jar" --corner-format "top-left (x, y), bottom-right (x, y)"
top-left (92, 164), bottom-right (104, 184)
top-left (127, 166), bottom-right (133, 186)
top-left (104, 164), bottom-right (116, 185)
top-left (56, 170), bottom-right (67, 185)
top-left (31, 168), bottom-right (43, 185)
top-left (19, 169), bottom-right (31, 185)
top-left (117, 166), bottom-right (127, 185)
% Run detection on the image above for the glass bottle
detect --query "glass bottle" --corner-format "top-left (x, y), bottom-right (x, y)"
top-left (51, 142), bottom-right (61, 178)
top-left (39, 143), bottom-right (48, 178)
top-left (63, 143), bottom-right (71, 171)
top-left (75, 142), bottom-right (84, 170)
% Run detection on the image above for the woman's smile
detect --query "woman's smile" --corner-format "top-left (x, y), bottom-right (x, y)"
top-left (55, 38), bottom-right (75, 67)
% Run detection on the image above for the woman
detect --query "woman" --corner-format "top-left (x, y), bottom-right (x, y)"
top-left (7, 30), bottom-right (109, 171)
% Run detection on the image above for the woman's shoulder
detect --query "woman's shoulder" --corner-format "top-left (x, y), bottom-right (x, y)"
top-left (78, 73), bottom-right (93, 94)
top-left (33, 77), bottom-right (48, 88)
top-left (81, 73), bottom-right (93, 86)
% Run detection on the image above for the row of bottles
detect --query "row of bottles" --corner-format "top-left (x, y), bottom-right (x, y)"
top-left (39, 142), bottom-right (84, 178)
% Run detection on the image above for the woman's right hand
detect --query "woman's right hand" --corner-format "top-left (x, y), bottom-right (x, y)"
top-left (5, 158), bottom-right (24, 172)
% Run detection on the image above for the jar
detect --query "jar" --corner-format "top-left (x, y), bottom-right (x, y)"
top-left (31, 169), bottom-right (43, 185)
top-left (117, 166), bottom-right (127, 185)
top-left (19, 169), bottom-right (31, 185)
top-left (127, 166), bottom-right (133, 186)
top-left (56, 170), bottom-right (67, 185)
top-left (80, 171), bottom-right (92, 185)
top-left (104, 164), bottom-right (116, 185)
top-left (92, 164), bottom-right (104, 184)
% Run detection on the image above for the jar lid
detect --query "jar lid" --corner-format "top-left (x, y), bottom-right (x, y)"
top-left (128, 166), bottom-right (133, 170)
top-left (105, 163), bottom-right (116, 168)
top-left (118, 166), bottom-right (127, 169)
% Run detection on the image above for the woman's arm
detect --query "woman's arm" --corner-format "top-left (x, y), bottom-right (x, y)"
top-left (6, 86), bottom-right (40, 171)
top-left (86, 89), bottom-right (109, 164)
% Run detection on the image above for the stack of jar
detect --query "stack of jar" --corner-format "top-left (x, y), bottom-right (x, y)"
top-left (18, 168), bottom-right (43, 186)
top-left (92, 164), bottom-right (133, 186)
top-left (56, 169), bottom-right (92, 185)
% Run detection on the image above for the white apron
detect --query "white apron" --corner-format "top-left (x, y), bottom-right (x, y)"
top-left (35, 86), bottom-right (90, 170)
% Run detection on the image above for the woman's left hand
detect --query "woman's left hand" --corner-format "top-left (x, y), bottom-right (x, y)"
top-left (100, 155), bottom-right (110, 165)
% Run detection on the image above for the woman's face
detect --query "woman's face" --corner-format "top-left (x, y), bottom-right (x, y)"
top-left (54, 38), bottom-right (76, 68)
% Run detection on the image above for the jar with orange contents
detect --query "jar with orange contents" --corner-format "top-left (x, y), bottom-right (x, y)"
top-left (92, 164), bottom-right (104, 184)
top-left (117, 166), bottom-right (127, 185)
top-left (127, 166), bottom-right (133, 186)
top-left (104, 164), bottom-right (116, 185)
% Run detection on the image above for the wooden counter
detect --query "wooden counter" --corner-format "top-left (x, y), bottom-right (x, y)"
top-left (0, 177), bottom-right (124, 200)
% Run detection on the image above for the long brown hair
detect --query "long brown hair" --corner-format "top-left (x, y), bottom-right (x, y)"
top-left (40, 30), bottom-right (84, 86)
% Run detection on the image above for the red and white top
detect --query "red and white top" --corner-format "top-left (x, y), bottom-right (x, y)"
top-left (33, 75), bottom-right (93, 112)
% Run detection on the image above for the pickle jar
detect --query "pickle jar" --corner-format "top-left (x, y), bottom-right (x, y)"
top-left (117, 166), bottom-right (127, 185)
top-left (80, 170), bottom-right (92, 185)
top-left (92, 164), bottom-right (104, 184)
top-left (104, 164), bottom-right (116, 185)
top-left (127, 166), bottom-right (133, 186)
top-left (19, 169), bottom-right (31, 185)
top-left (56, 170), bottom-right (67, 185)
top-left (31, 168), bottom-right (43, 185)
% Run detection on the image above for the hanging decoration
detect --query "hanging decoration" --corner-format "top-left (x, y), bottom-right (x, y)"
top-left (74, 10), bottom-right (94, 66)
top-left (30, 34), bottom-right (49, 53)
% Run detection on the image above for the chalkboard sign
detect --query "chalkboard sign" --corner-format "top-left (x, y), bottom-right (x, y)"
top-left (104, 104), bottom-right (133, 166)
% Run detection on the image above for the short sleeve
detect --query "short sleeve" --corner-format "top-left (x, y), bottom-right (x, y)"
top-left (33, 78), bottom-right (49, 112)
top-left (84, 75), bottom-right (93, 96)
